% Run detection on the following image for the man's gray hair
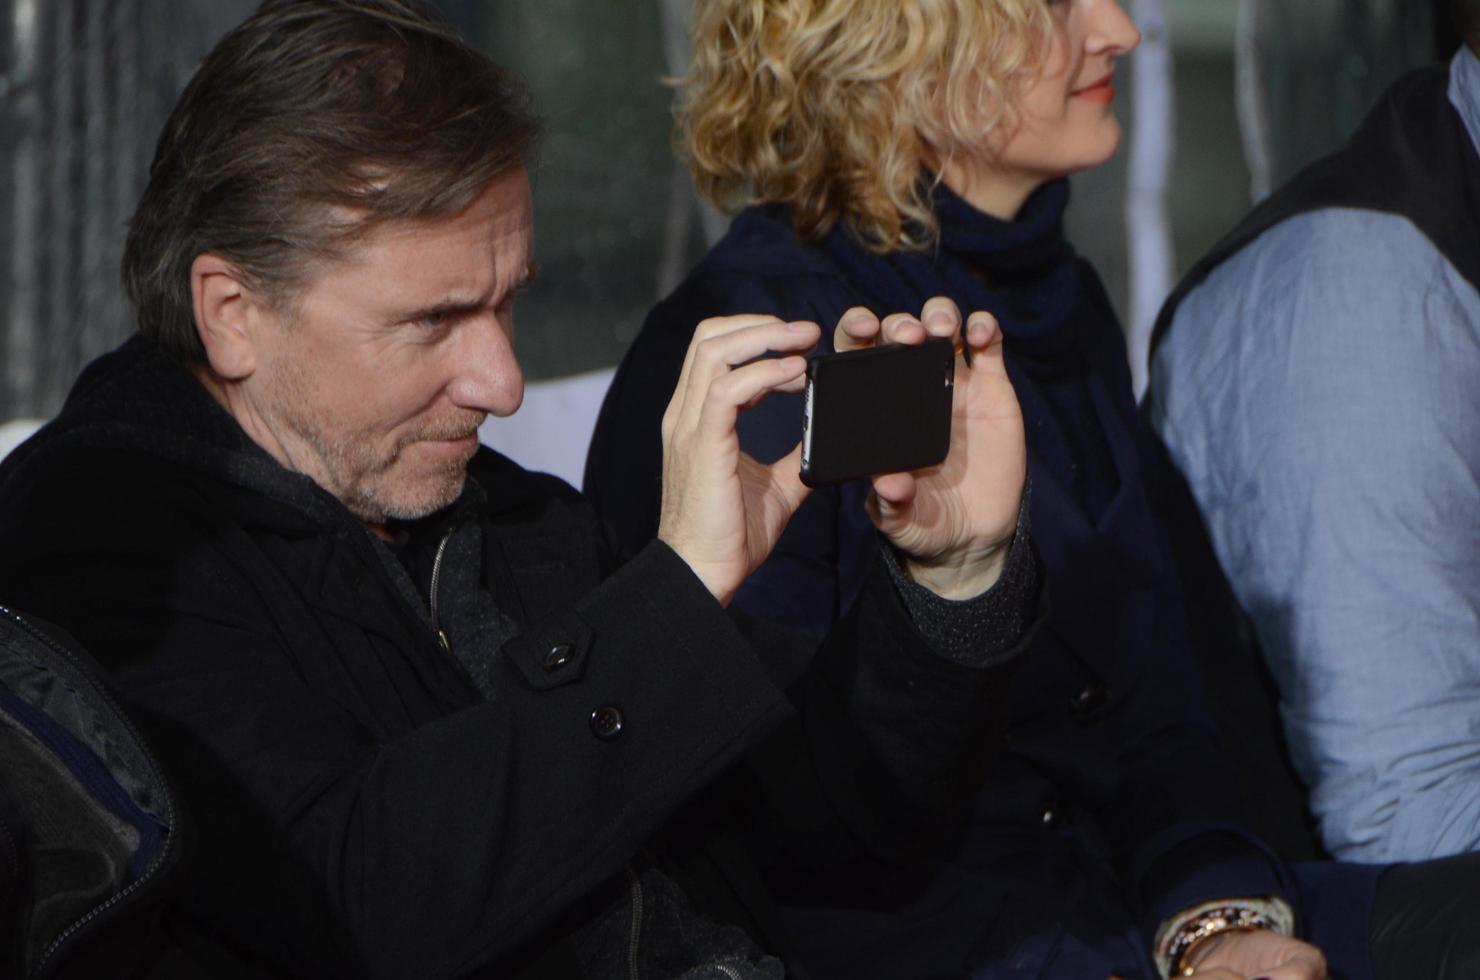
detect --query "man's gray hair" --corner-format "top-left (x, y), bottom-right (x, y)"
top-left (122, 0), bottom-right (540, 365)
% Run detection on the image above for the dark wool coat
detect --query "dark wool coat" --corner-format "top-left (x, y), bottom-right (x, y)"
top-left (0, 338), bottom-right (1028, 979)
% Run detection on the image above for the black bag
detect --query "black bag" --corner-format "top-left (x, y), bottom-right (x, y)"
top-left (0, 607), bottom-right (183, 980)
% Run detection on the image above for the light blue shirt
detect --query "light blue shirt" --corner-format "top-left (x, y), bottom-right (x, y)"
top-left (1149, 47), bottom-right (1480, 863)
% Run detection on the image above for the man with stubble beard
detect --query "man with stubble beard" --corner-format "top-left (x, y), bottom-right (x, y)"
top-left (0, 1), bottom-right (1042, 977)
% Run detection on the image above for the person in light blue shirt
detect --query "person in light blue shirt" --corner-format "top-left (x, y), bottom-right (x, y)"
top-left (1148, 16), bottom-right (1480, 864)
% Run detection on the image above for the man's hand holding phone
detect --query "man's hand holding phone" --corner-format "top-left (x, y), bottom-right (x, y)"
top-left (657, 314), bottom-right (820, 606)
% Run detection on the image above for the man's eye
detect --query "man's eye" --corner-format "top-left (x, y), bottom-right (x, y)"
top-left (416, 309), bottom-right (459, 331)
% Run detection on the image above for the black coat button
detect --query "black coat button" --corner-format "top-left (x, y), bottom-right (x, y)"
top-left (589, 706), bottom-right (624, 740)
top-left (1069, 681), bottom-right (1108, 721)
top-left (543, 643), bottom-right (573, 672)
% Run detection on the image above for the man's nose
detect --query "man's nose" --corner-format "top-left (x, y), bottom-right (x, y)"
top-left (446, 314), bottom-right (524, 418)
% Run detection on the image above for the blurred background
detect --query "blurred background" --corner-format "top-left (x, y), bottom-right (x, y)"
top-left (0, 0), bottom-right (1459, 477)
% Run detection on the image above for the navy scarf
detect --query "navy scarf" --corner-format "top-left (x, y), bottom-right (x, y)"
top-left (819, 179), bottom-right (1120, 519)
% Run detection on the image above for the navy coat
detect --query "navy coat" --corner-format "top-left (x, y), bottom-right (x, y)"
top-left (586, 205), bottom-right (1380, 979)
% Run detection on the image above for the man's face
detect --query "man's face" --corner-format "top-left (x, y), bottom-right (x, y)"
top-left (237, 166), bottom-right (533, 527)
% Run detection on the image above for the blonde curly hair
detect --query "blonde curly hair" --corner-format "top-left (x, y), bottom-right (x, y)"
top-left (677, 0), bottom-right (1054, 252)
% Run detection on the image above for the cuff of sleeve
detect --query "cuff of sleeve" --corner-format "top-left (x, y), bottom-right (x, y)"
top-left (880, 485), bottom-right (1039, 666)
top-left (1152, 895), bottom-right (1296, 978)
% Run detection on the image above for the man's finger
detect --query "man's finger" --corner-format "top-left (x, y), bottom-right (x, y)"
top-left (675, 319), bottom-right (818, 431)
top-left (693, 354), bottom-right (809, 441)
top-left (691, 319), bottom-right (817, 376)
top-left (674, 314), bottom-right (794, 415)
top-left (691, 312), bottom-right (792, 344)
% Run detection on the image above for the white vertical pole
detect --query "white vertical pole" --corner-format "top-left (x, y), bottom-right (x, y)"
top-left (654, 0), bottom-right (727, 299)
top-left (43, 4), bottom-right (78, 414)
top-left (1126, 0), bottom-right (1175, 398)
top-left (7, 0), bottom-right (41, 416)
top-left (1234, 0), bottom-right (1273, 203)
top-left (72, 0), bottom-right (109, 412)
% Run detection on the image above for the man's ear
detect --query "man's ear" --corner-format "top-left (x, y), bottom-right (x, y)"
top-left (191, 253), bottom-right (261, 381)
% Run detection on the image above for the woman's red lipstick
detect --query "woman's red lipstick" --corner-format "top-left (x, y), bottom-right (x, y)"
top-left (1073, 71), bottom-right (1116, 104)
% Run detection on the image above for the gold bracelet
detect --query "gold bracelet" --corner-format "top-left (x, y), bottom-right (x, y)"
top-left (1169, 905), bottom-right (1272, 974)
top-left (1151, 896), bottom-right (1295, 978)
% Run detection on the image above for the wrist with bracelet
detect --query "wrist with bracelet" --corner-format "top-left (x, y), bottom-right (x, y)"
top-left (1152, 896), bottom-right (1296, 977)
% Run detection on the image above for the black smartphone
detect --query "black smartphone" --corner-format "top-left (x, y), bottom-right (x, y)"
top-left (799, 337), bottom-right (955, 488)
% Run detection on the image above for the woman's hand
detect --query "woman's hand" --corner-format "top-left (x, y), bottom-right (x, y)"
top-left (657, 314), bottom-right (820, 605)
top-left (1184, 929), bottom-right (1328, 980)
top-left (837, 297), bottom-right (1027, 599)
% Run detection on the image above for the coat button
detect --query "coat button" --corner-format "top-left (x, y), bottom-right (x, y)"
top-left (1040, 798), bottom-right (1067, 829)
top-left (589, 706), bottom-right (625, 741)
top-left (543, 643), bottom-right (573, 672)
top-left (1069, 681), bottom-right (1108, 721)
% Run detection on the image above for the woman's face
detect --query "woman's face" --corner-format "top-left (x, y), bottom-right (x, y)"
top-left (943, 0), bottom-right (1140, 217)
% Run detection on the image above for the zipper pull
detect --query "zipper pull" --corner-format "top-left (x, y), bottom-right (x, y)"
top-left (430, 530), bottom-right (454, 653)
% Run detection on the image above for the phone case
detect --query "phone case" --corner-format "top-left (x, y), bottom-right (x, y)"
top-left (799, 337), bottom-right (954, 487)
